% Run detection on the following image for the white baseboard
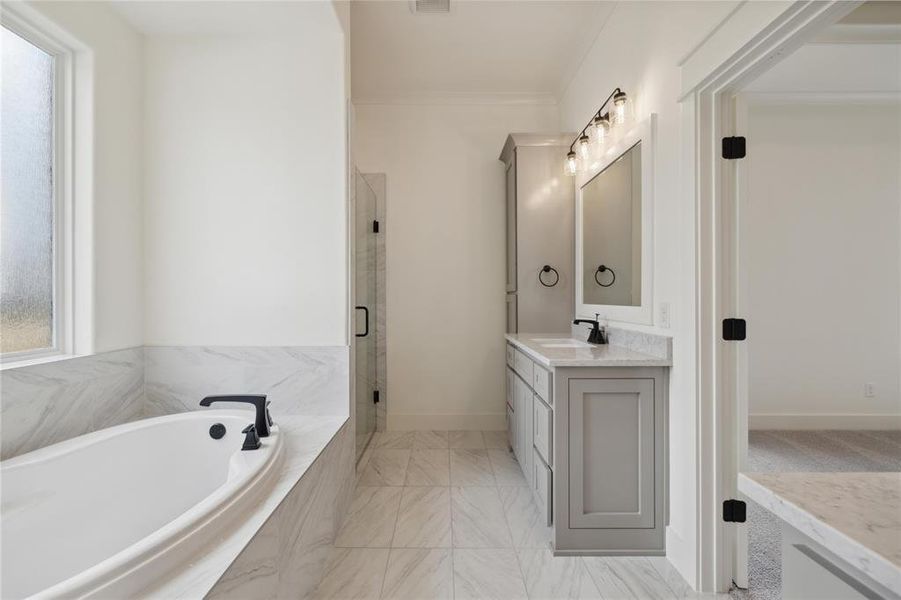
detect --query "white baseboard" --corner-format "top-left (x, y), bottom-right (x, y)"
top-left (749, 413), bottom-right (901, 430)
top-left (387, 412), bottom-right (506, 431)
top-left (665, 526), bottom-right (697, 592)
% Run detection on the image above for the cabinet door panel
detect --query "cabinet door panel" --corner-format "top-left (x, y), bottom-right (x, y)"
top-left (506, 368), bottom-right (516, 455)
top-left (512, 373), bottom-right (527, 462)
top-left (568, 378), bottom-right (655, 529)
top-left (533, 448), bottom-right (552, 526)
top-left (533, 395), bottom-right (552, 465)
top-left (517, 377), bottom-right (528, 469)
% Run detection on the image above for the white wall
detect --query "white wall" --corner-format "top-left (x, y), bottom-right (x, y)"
top-left (143, 9), bottom-right (348, 346)
top-left (557, 0), bottom-right (740, 585)
top-left (746, 43), bottom-right (901, 93)
top-left (25, 1), bottom-right (144, 353)
top-left (354, 102), bottom-right (558, 430)
top-left (745, 100), bottom-right (901, 428)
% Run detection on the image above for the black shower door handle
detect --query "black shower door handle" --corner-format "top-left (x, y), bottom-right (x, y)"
top-left (355, 306), bottom-right (370, 338)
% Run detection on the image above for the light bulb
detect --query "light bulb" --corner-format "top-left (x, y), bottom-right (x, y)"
top-left (565, 151), bottom-right (578, 176)
top-left (578, 134), bottom-right (591, 159)
top-left (612, 91), bottom-right (628, 126)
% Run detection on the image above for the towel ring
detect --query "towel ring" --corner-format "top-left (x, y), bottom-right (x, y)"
top-left (594, 265), bottom-right (616, 287)
top-left (539, 265), bottom-right (559, 287)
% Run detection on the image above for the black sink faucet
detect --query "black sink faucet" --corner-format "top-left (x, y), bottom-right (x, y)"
top-left (573, 314), bottom-right (608, 345)
top-left (200, 395), bottom-right (272, 437)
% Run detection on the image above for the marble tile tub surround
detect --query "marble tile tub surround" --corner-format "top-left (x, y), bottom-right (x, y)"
top-left (144, 346), bottom-right (349, 419)
top-left (151, 415), bottom-right (354, 599)
top-left (0, 347), bottom-right (144, 460)
top-left (739, 471), bottom-right (901, 594)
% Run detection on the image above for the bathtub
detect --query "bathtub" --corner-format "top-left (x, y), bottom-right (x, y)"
top-left (1, 409), bottom-right (284, 599)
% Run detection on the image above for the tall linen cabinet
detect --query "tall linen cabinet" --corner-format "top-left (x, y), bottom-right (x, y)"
top-left (500, 134), bottom-right (575, 333)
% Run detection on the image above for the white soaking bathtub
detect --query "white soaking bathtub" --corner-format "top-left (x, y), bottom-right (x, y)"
top-left (1, 409), bottom-right (284, 599)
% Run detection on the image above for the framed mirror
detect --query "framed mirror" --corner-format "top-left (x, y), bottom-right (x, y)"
top-left (575, 114), bottom-right (655, 325)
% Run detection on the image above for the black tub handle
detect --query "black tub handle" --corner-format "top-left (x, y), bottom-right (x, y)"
top-left (355, 306), bottom-right (370, 337)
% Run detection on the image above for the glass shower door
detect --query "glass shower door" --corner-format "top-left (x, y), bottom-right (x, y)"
top-left (354, 171), bottom-right (378, 459)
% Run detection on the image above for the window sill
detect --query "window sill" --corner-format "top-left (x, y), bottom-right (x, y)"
top-left (0, 352), bottom-right (80, 372)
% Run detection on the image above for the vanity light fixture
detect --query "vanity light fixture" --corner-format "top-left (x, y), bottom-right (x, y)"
top-left (565, 151), bottom-right (579, 175)
top-left (564, 87), bottom-right (629, 175)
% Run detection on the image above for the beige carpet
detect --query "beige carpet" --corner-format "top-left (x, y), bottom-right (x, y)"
top-left (730, 430), bottom-right (901, 600)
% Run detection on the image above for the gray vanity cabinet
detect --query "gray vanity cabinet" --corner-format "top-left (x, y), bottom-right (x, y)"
top-left (553, 366), bottom-right (667, 554)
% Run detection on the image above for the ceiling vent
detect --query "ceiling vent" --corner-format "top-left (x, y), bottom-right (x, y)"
top-left (410, 0), bottom-right (451, 15)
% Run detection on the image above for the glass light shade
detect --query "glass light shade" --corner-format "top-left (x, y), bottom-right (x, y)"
top-left (592, 115), bottom-right (610, 146)
top-left (578, 134), bottom-right (591, 159)
top-left (564, 151), bottom-right (578, 176)
top-left (612, 91), bottom-right (629, 126)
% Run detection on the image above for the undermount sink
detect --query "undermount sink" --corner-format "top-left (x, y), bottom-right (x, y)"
top-left (531, 338), bottom-right (592, 348)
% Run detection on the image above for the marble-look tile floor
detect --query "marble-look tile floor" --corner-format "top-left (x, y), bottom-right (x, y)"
top-left (316, 430), bottom-right (720, 600)
top-left (731, 430), bottom-right (901, 600)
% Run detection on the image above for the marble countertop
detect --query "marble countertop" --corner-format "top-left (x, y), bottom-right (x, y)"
top-left (505, 333), bottom-right (672, 368)
top-left (144, 414), bottom-right (348, 599)
top-left (739, 472), bottom-right (901, 593)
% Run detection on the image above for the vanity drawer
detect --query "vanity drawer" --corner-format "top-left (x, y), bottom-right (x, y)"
top-left (513, 349), bottom-right (534, 384)
top-left (505, 344), bottom-right (516, 368)
top-left (533, 396), bottom-right (552, 465)
top-left (532, 448), bottom-right (552, 526)
top-left (532, 365), bottom-right (551, 405)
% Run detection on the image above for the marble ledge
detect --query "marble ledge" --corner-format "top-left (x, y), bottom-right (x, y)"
top-left (739, 471), bottom-right (901, 594)
top-left (141, 414), bottom-right (349, 599)
top-left (505, 333), bottom-right (672, 368)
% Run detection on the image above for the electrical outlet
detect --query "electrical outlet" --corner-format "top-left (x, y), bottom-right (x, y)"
top-left (864, 383), bottom-right (876, 398)
top-left (659, 302), bottom-right (671, 329)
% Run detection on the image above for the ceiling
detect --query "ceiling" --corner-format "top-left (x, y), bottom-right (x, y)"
top-left (840, 1), bottom-right (901, 25)
top-left (109, 1), bottom-right (336, 35)
top-left (350, 1), bottom-right (616, 102)
top-left (813, 1), bottom-right (901, 44)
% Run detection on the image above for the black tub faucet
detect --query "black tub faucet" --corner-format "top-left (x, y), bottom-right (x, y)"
top-left (573, 314), bottom-right (608, 345)
top-left (200, 395), bottom-right (272, 437)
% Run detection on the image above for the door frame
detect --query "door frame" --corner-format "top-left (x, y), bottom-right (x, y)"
top-left (683, 0), bottom-right (862, 592)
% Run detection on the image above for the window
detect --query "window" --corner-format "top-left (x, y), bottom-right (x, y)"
top-left (1, 24), bottom-right (65, 358)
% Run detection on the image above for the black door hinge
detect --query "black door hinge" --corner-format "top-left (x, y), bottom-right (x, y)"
top-left (373, 220), bottom-right (380, 233)
top-left (722, 136), bottom-right (746, 159)
top-left (723, 499), bottom-right (747, 523)
top-left (373, 390), bottom-right (380, 404)
top-left (722, 318), bottom-right (747, 341)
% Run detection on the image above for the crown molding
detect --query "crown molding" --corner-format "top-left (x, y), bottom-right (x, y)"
top-left (351, 91), bottom-right (558, 107)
